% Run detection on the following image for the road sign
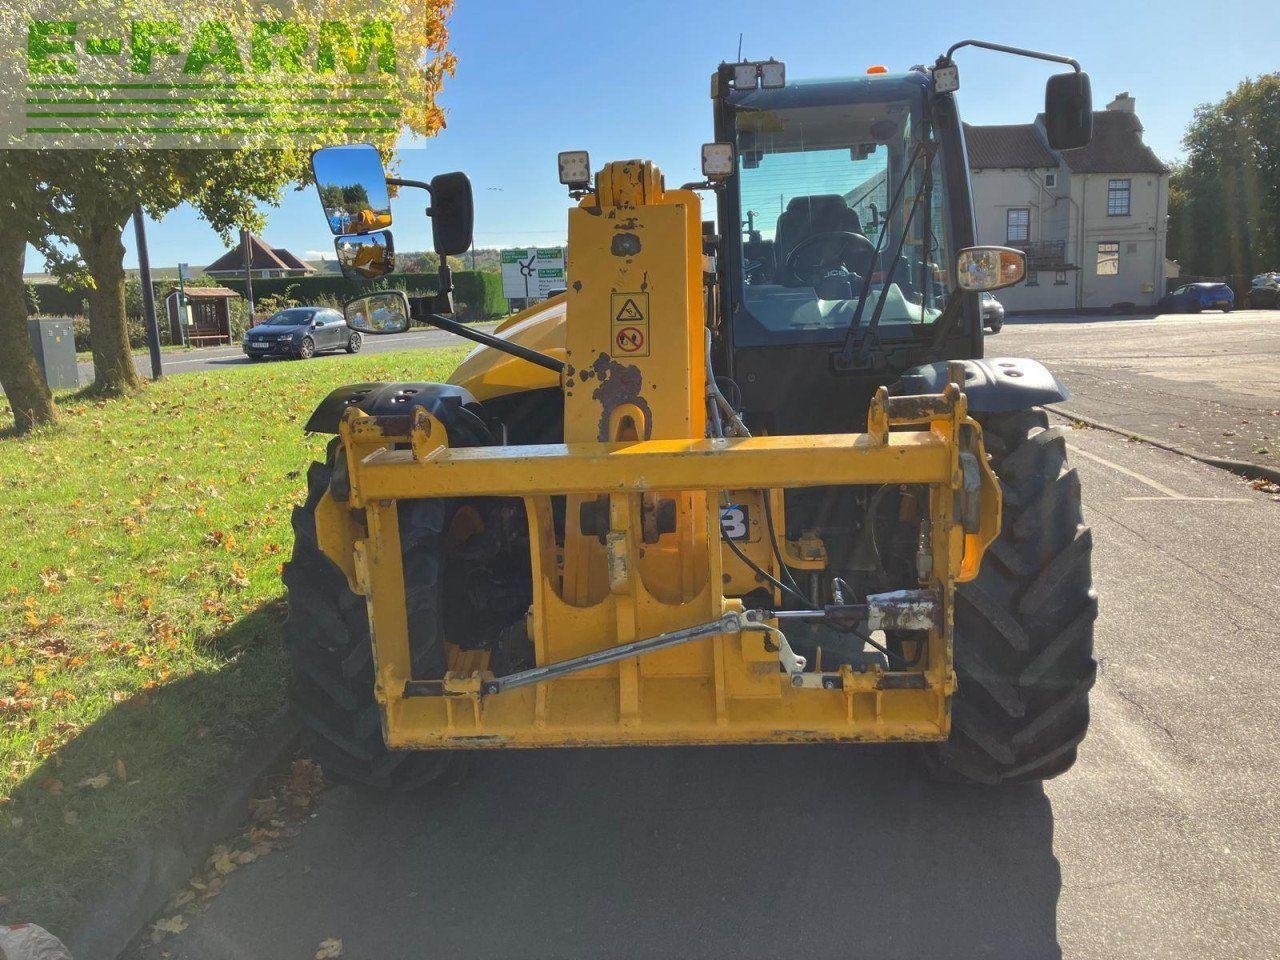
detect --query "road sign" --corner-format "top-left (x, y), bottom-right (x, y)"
top-left (501, 247), bottom-right (566, 301)
top-left (177, 262), bottom-right (191, 281)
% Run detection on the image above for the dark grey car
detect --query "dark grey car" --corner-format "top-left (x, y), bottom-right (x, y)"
top-left (243, 307), bottom-right (362, 360)
top-left (981, 291), bottom-right (1005, 333)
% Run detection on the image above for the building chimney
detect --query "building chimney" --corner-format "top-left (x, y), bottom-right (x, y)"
top-left (1107, 92), bottom-right (1135, 113)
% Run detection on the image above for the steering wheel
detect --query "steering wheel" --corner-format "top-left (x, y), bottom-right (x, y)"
top-left (784, 231), bottom-right (876, 286)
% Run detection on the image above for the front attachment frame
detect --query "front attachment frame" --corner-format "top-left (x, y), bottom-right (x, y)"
top-left (314, 382), bottom-right (1000, 748)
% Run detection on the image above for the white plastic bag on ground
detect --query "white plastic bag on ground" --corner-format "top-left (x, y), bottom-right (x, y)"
top-left (0, 924), bottom-right (72, 960)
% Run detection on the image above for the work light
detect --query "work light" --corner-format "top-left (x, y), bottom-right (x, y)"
top-left (933, 62), bottom-right (960, 94)
top-left (557, 151), bottom-right (591, 189)
top-left (759, 59), bottom-right (786, 89)
top-left (701, 143), bottom-right (735, 180)
top-left (732, 62), bottom-right (759, 89)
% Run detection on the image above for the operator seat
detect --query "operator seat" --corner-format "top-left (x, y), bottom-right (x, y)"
top-left (774, 195), bottom-right (864, 281)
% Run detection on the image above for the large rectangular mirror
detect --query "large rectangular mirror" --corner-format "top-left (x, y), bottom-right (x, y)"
top-left (335, 230), bottom-right (395, 280)
top-left (344, 290), bottom-right (410, 334)
top-left (312, 144), bottom-right (393, 236)
top-left (429, 172), bottom-right (474, 256)
top-left (1044, 72), bottom-right (1093, 150)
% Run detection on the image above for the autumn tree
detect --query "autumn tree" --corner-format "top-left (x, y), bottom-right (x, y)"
top-left (8, 0), bottom-right (458, 398)
top-left (0, 152), bottom-right (58, 433)
top-left (1167, 73), bottom-right (1280, 278)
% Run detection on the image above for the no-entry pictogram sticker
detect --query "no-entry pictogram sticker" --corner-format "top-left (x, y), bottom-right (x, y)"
top-left (610, 292), bottom-right (650, 357)
top-left (615, 326), bottom-right (645, 353)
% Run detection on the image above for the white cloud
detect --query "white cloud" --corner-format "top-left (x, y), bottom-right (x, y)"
top-left (304, 250), bottom-right (333, 260)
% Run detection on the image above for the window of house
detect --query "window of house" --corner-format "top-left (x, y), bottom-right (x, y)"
top-left (1026, 271), bottom-right (1039, 287)
top-left (1097, 242), bottom-right (1120, 275)
top-left (1006, 208), bottom-right (1030, 243)
top-left (1107, 179), bottom-right (1131, 216)
top-left (1054, 271), bottom-right (1068, 286)
top-left (1044, 172), bottom-right (1057, 188)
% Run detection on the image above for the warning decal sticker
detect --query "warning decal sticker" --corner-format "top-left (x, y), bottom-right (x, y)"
top-left (615, 326), bottom-right (645, 353)
top-left (610, 292), bottom-right (650, 357)
top-left (615, 298), bottom-right (645, 322)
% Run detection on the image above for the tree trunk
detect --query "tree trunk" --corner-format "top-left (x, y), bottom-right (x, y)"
top-left (81, 219), bottom-right (141, 396)
top-left (0, 224), bottom-right (58, 434)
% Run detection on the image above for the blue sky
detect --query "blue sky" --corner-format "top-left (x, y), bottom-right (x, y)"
top-left (25, 0), bottom-right (1280, 273)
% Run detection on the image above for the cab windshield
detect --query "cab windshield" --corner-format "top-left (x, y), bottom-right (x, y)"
top-left (731, 80), bottom-right (953, 346)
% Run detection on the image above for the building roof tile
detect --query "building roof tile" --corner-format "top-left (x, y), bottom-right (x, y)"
top-left (967, 110), bottom-right (1169, 176)
top-left (1048, 110), bottom-right (1169, 174)
top-left (963, 123), bottom-right (1057, 169)
top-left (205, 234), bottom-right (313, 275)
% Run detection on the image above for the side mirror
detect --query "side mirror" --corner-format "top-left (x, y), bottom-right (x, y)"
top-left (1044, 71), bottom-right (1093, 150)
top-left (957, 246), bottom-right (1026, 291)
top-left (334, 230), bottom-right (396, 281)
top-left (344, 290), bottom-right (410, 335)
top-left (429, 172), bottom-right (474, 256)
top-left (312, 144), bottom-right (393, 236)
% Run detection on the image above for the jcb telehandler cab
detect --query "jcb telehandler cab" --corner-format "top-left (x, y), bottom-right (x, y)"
top-left (285, 41), bottom-right (1097, 787)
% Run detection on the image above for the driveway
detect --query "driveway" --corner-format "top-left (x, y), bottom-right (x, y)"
top-left (135, 425), bottom-right (1280, 960)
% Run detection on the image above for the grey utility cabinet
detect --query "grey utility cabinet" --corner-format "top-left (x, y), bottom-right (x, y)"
top-left (27, 317), bottom-right (79, 390)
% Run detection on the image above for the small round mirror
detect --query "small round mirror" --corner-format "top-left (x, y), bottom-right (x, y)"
top-left (957, 246), bottom-right (1027, 292)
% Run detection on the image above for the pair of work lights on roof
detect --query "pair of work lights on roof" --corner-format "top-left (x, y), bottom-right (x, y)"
top-left (555, 58), bottom-right (783, 191)
top-left (556, 142), bottom-right (736, 191)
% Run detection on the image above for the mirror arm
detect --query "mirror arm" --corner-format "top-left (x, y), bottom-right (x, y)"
top-left (434, 262), bottom-right (455, 315)
top-left (940, 39), bottom-right (1080, 72)
top-left (386, 176), bottom-right (433, 194)
top-left (405, 298), bottom-right (566, 375)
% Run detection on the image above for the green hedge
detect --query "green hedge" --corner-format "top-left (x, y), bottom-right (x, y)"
top-left (28, 269), bottom-right (509, 328)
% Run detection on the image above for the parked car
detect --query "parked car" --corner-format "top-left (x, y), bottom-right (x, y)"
top-left (1250, 272), bottom-right (1280, 308)
top-left (1158, 282), bottom-right (1234, 314)
top-left (980, 291), bottom-right (1005, 332)
top-left (242, 307), bottom-right (362, 360)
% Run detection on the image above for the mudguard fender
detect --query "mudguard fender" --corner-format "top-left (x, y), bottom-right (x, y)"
top-left (895, 357), bottom-right (1068, 413)
top-left (304, 381), bottom-right (487, 438)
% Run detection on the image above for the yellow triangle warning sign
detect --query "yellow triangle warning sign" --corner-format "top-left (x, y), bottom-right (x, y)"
top-left (614, 298), bottom-right (645, 322)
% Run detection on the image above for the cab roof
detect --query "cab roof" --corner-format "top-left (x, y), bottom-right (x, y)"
top-left (727, 71), bottom-right (931, 110)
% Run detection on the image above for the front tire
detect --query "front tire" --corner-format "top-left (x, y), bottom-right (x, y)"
top-left (282, 444), bottom-right (461, 790)
top-left (924, 408), bottom-right (1097, 785)
top-left (346, 332), bottom-right (363, 354)
top-left (297, 336), bottom-right (315, 360)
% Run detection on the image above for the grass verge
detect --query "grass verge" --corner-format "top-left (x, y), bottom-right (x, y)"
top-left (0, 346), bottom-right (468, 936)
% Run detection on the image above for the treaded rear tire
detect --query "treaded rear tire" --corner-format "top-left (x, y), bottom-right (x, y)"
top-left (282, 442), bottom-right (463, 791)
top-left (923, 408), bottom-right (1098, 785)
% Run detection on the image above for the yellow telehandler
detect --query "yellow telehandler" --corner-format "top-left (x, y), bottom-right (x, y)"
top-left (285, 42), bottom-right (1098, 788)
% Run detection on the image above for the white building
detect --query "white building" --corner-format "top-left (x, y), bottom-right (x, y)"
top-left (966, 93), bottom-right (1170, 313)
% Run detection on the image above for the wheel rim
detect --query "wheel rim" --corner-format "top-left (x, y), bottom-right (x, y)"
top-left (349, 334), bottom-right (361, 352)
top-left (300, 337), bottom-right (314, 358)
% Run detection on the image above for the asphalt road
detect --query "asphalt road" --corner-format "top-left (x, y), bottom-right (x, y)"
top-left (136, 424), bottom-right (1280, 960)
top-left (997, 309), bottom-right (1280, 472)
top-left (81, 309), bottom-right (1280, 476)
top-left (74, 323), bottom-right (495, 382)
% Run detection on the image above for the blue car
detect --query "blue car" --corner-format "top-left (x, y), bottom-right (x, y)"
top-left (1158, 282), bottom-right (1235, 313)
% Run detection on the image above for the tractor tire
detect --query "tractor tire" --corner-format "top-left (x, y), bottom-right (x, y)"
top-left (923, 408), bottom-right (1097, 785)
top-left (282, 443), bottom-right (463, 791)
